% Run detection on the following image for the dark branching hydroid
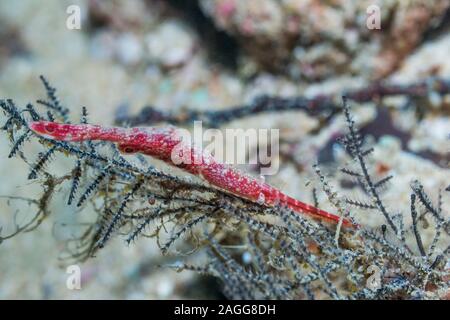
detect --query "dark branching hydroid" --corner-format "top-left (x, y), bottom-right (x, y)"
top-left (0, 77), bottom-right (448, 299)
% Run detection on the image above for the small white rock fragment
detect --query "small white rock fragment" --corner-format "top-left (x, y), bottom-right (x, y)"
top-left (242, 251), bottom-right (252, 264)
top-left (116, 33), bottom-right (143, 65)
top-left (146, 21), bottom-right (194, 68)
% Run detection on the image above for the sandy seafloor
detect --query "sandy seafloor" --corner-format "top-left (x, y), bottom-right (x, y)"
top-left (0, 0), bottom-right (449, 299)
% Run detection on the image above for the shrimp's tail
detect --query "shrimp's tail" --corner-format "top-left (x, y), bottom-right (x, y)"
top-left (285, 196), bottom-right (357, 228)
top-left (261, 185), bottom-right (357, 228)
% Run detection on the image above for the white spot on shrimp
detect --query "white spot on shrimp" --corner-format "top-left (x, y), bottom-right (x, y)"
top-left (257, 193), bottom-right (265, 205)
top-left (272, 190), bottom-right (281, 205)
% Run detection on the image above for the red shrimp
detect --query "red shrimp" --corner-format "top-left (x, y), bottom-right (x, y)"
top-left (29, 121), bottom-right (357, 228)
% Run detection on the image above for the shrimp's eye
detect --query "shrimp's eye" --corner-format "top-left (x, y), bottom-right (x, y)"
top-left (123, 147), bottom-right (135, 154)
top-left (44, 123), bottom-right (56, 133)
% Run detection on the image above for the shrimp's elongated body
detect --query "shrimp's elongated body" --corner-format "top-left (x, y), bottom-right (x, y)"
top-left (29, 121), bottom-right (356, 228)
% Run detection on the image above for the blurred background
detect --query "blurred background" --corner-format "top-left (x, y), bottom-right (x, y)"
top-left (0, 0), bottom-right (449, 299)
